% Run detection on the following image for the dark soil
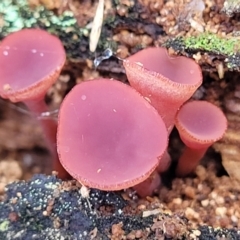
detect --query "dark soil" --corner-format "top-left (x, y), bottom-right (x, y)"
top-left (0, 174), bottom-right (239, 239)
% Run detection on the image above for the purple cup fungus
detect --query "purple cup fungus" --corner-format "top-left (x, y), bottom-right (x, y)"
top-left (57, 78), bottom-right (168, 192)
top-left (0, 28), bottom-right (68, 178)
top-left (175, 100), bottom-right (227, 176)
top-left (123, 47), bottom-right (203, 133)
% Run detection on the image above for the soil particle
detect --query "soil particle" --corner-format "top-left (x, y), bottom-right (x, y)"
top-left (0, 174), bottom-right (239, 240)
top-left (0, 159), bottom-right (22, 195)
top-left (152, 213), bottom-right (189, 239)
top-left (159, 164), bottom-right (240, 229)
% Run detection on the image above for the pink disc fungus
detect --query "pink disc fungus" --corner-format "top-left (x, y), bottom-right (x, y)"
top-left (0, 28), bottom-right (67, 178)
top-left (57, 78), bottom-right (168, 191)
top-left (175, 100), bottom-right (227, 176)
top-left (123, 47), bottom-right (203, 133)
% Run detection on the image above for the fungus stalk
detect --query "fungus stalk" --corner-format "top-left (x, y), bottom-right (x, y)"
top-left (24, 98), bottom-right (57, 157)
top-left (175, 100), bottom-right (227, 176)
top-left (123, 47), bottom-right (202, 173)
top-left (132, 170), bottom-right (161, 197)
top-left (0, 29), bottom-right (68, 178)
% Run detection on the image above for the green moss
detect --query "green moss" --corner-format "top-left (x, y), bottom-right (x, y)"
top-left (184, 32), bottom-right (240, 56)
top-left (0, 0), bottom-right (119, 60)
top-left (0, 0), bottom-right (80, 38)
top-left (0, 220), bottom-right (9, 232)
top-left (0, 0), bottom-right (91, 59)
top-left (164, 33), bottom-right (240, 69)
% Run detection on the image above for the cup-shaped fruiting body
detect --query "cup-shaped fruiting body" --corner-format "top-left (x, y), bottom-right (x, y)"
top-left (0, 29), bottom-right (65, 102)
top-left (0, 29), bottom-right (67, 178)
top-left (57, 78), bottom-right (168, 191)
top-left (175, 100), bottom-right (227, 176)
top-left (123, 47), bottom-right (203, 133)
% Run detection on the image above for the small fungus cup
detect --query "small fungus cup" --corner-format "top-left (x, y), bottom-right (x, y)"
top-left (57, 78), bottom-right (168, 191)
top-left (0, 29), bottom-right (67, 178)
top-left (123, 47), bottom-right (203, 133)
top-left (175, 100), bottom-right (227, 176)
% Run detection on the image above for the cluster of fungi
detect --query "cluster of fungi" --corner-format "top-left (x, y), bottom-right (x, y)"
top-left (0, 29), bottom-right (227, 197)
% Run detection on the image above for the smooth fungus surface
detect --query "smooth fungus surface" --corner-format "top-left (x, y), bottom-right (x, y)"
top-left (57, 79), bottom-right (168, 190)
top-left (0, 28), bottom-right (65, 102)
